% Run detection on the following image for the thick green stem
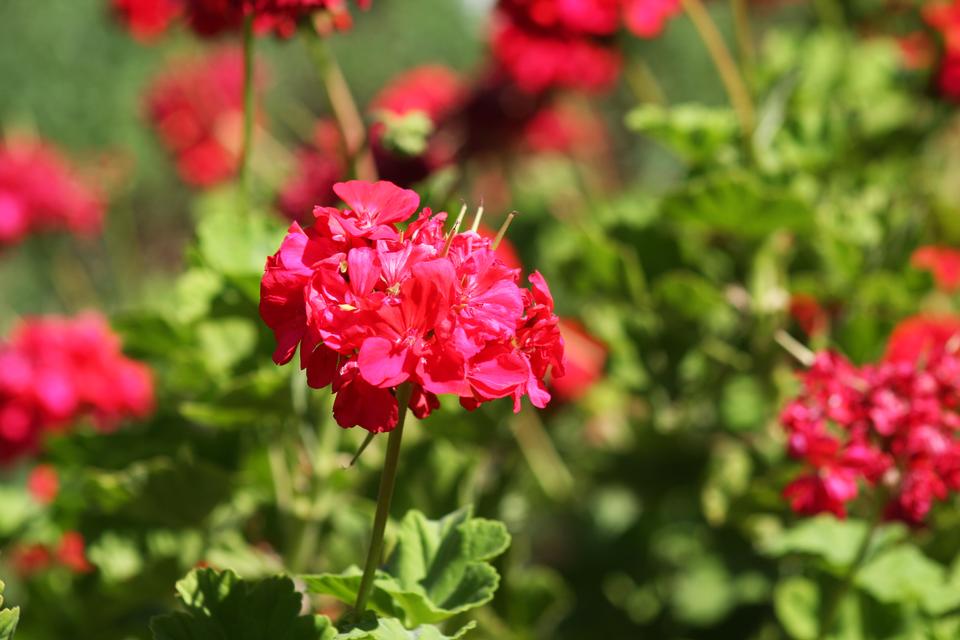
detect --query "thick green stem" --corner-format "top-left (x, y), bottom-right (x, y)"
top-left (353, 383), bottom-right (413, 615)
top-left (817, 516), bottom-right (882, 639)
top-left (302, 27), bottom-right (377, 182)
top-left (681, 0), bottom-right (756, 140)
top-left (239, 14), bottom-right (256, 214)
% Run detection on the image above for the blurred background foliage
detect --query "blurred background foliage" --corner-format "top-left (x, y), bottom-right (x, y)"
top-left (3, 0), bottom-right (960, 639)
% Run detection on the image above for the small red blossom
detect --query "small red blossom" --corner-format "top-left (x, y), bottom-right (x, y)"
top-left (622, 0), bottom-right (681, 38)
top-left (0, 314), bottom-right (154, 465)
top-left (57, 532), bottom-right (94, 574)
top-left (521, 103), bottom-right (608, 155)
top-left (789, 293), bottom-right (829, 338)
top-left (27, 464), bottom-right (60, 505)
top-left (146, 48), bottom-right (266, 187)
top-left (780, 335), bottom-right (960, 525)
top-left (911, 245), bottom-right (960, 292)
top-left (924, 0), bottom-right (960, 100)
top-left (10, 543), bottom-right (53, 577)
top-left (0, 139), bottom-right (104, 248)
top-left (259, 180), bottom-right (565, 433)
top-left (112, 0), bottom-right (182, 41)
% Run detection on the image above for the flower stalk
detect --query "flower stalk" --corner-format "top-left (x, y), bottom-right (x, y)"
top-left (302, 26), bottom-right (377, 182)
top-left (353, 382), bottom-right (413, 616)
top-left (680, 0), bottom-right (755, 140)
top-left (239, 13), bottom-right (256, 215)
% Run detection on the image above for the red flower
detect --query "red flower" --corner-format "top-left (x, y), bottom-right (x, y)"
top-left (789, 293), bottom-right (828, 337)
top-left (0, 314), bottom-right (154, 465)
top-left (622, 0), bottom-right (680, 38)
top-left (781, 336), bottom-right (960, 525)
top-left (521, 103), bottom-right (608, 155)
top-left (56, 532), bottom-right (93, 574)
top-left (884, 314), bottom-right (960, 364)
top-left (146, 48), bottom-right (265, 187)
top-left (369, 65), bottom-right (466, 186)
top-left (260, 180), bottom-right (564, 432)
top-left (27, 464), bottom-right (60, 505)
top-left (0, 139), bottom-right (104, 248)
top-left (924, 0), bottom-right (960, 100)
top-left (10, 543), bottom-right (53, 577)
top-left (551, 319), bottom-right (605, 402)
top-left (179, 0), bottom-right (369, 38)
top-left (112, 0), bottom-right (182, 41)
top-left (911, 245), bottom-right (960, 292)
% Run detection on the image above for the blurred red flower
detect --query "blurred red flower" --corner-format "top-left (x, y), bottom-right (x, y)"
top-left (0, 139), bottom-right (104, 248)
top-left (27, 464), bottom-right (60, 505)
top-left (884, 314), bottom-right (960, 364)
top-left (277, 120), bottom-right (346, 222)
top-left (911, 245), bottom-right (960, 292)
top-left (112, 0), bottom-right (182, 41)
top-left (0, 314), bottom-right (154, 465)
top-left (552, 319), bottom-right (606, 402)
top-left (145, 48), bottom-right (266, 187)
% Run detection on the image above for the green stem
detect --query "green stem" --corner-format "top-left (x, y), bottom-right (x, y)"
top-left (353, 383), bottom-right (413, 616)
top-left (817, 515), bottom-right (882, 639)
top-left (302, 27), bottom-right (378, 182)
top-left (680, 0), bottom-right (756, 140)
top-left (730, 0), bottom-right (755, 69)
top-left (239, 14), bottom-right (256, 215)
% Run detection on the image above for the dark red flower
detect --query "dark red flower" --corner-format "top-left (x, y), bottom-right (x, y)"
top-left (552, 319), bottom-right (605, 402)
top-left (260, 180), bottom-right (564, 432)
top-left (789, 293), bottom-right (829, 337)
top-left (0, 139), bottom-right (104, 248)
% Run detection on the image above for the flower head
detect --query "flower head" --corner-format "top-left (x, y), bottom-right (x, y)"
top-left (0, 314), bottom-right (154, 465)
top-left (260, 180), bottom-right (565, 432)
top-left (911, 245), bottom-right (960, 292)
top-left (780, 323), bottom-right (960, 525)
top-left (0, 139), bottom-right (104, 248)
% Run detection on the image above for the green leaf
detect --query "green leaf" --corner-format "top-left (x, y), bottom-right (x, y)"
top-left (86, 455), bottom-right (232, 528)
top-left (150, 568), bottom-right (326, 640)
top-left (855, 544), bottom-right (945, 606)
top-left (774, 576), bottom-right (819, 640)
top-left (762, 517), bottom-right (904, 570)
top-left (626, 103), bottom-right (739, 164)
top-left (0, 581), bottom-right (19, 640)
top-left (333, 613), bottom-right (475, 639)
top-left (194, 188), bottom-right (282, 282)
top-left (303, 507), bottom-right (510, 627)
top-left (661, 171), bottom-right (812, 239)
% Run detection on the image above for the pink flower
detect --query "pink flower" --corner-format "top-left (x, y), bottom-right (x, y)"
top-left (0, 314), bottom-right (154, 465)
top-left (112, 0), bottom-right (182, 41)
top-left (781, 333), bottom-right (960, 525)
top-left (911, 245), bottom-right (960, 292)
top-left (259, 180), bottom-right (564, 432)
top-left (145, 48), bottom-right (266, 187)
top-left (0, 139), bottom-right (104, 248)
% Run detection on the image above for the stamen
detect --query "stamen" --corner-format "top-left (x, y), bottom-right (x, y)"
top-left (774, 330), bottom-right (816, 367)
top-left (470, 200), bottom-right (485, 233)
top-left (442, 202), bottom-right (468, 256)
top-left (492, 211), bottom-right (517, 250)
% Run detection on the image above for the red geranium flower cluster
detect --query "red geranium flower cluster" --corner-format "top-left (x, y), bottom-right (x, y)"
top-left (260, 180), bottom-right (565, 432)
top-left (0, 140), bottom-right (104, 248)
top-left (146, 48), bottom-right (265, 187)
top-left (112, 0), bottom-right (369, 40)
top-left (781, 321), bottom-right (960, 525)
top-left (925, 0), bottom-right (960, 100)
top-left (492, 0), bottom-right (680, 94)
top-left (0, 314), bottom-right (154, 465)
